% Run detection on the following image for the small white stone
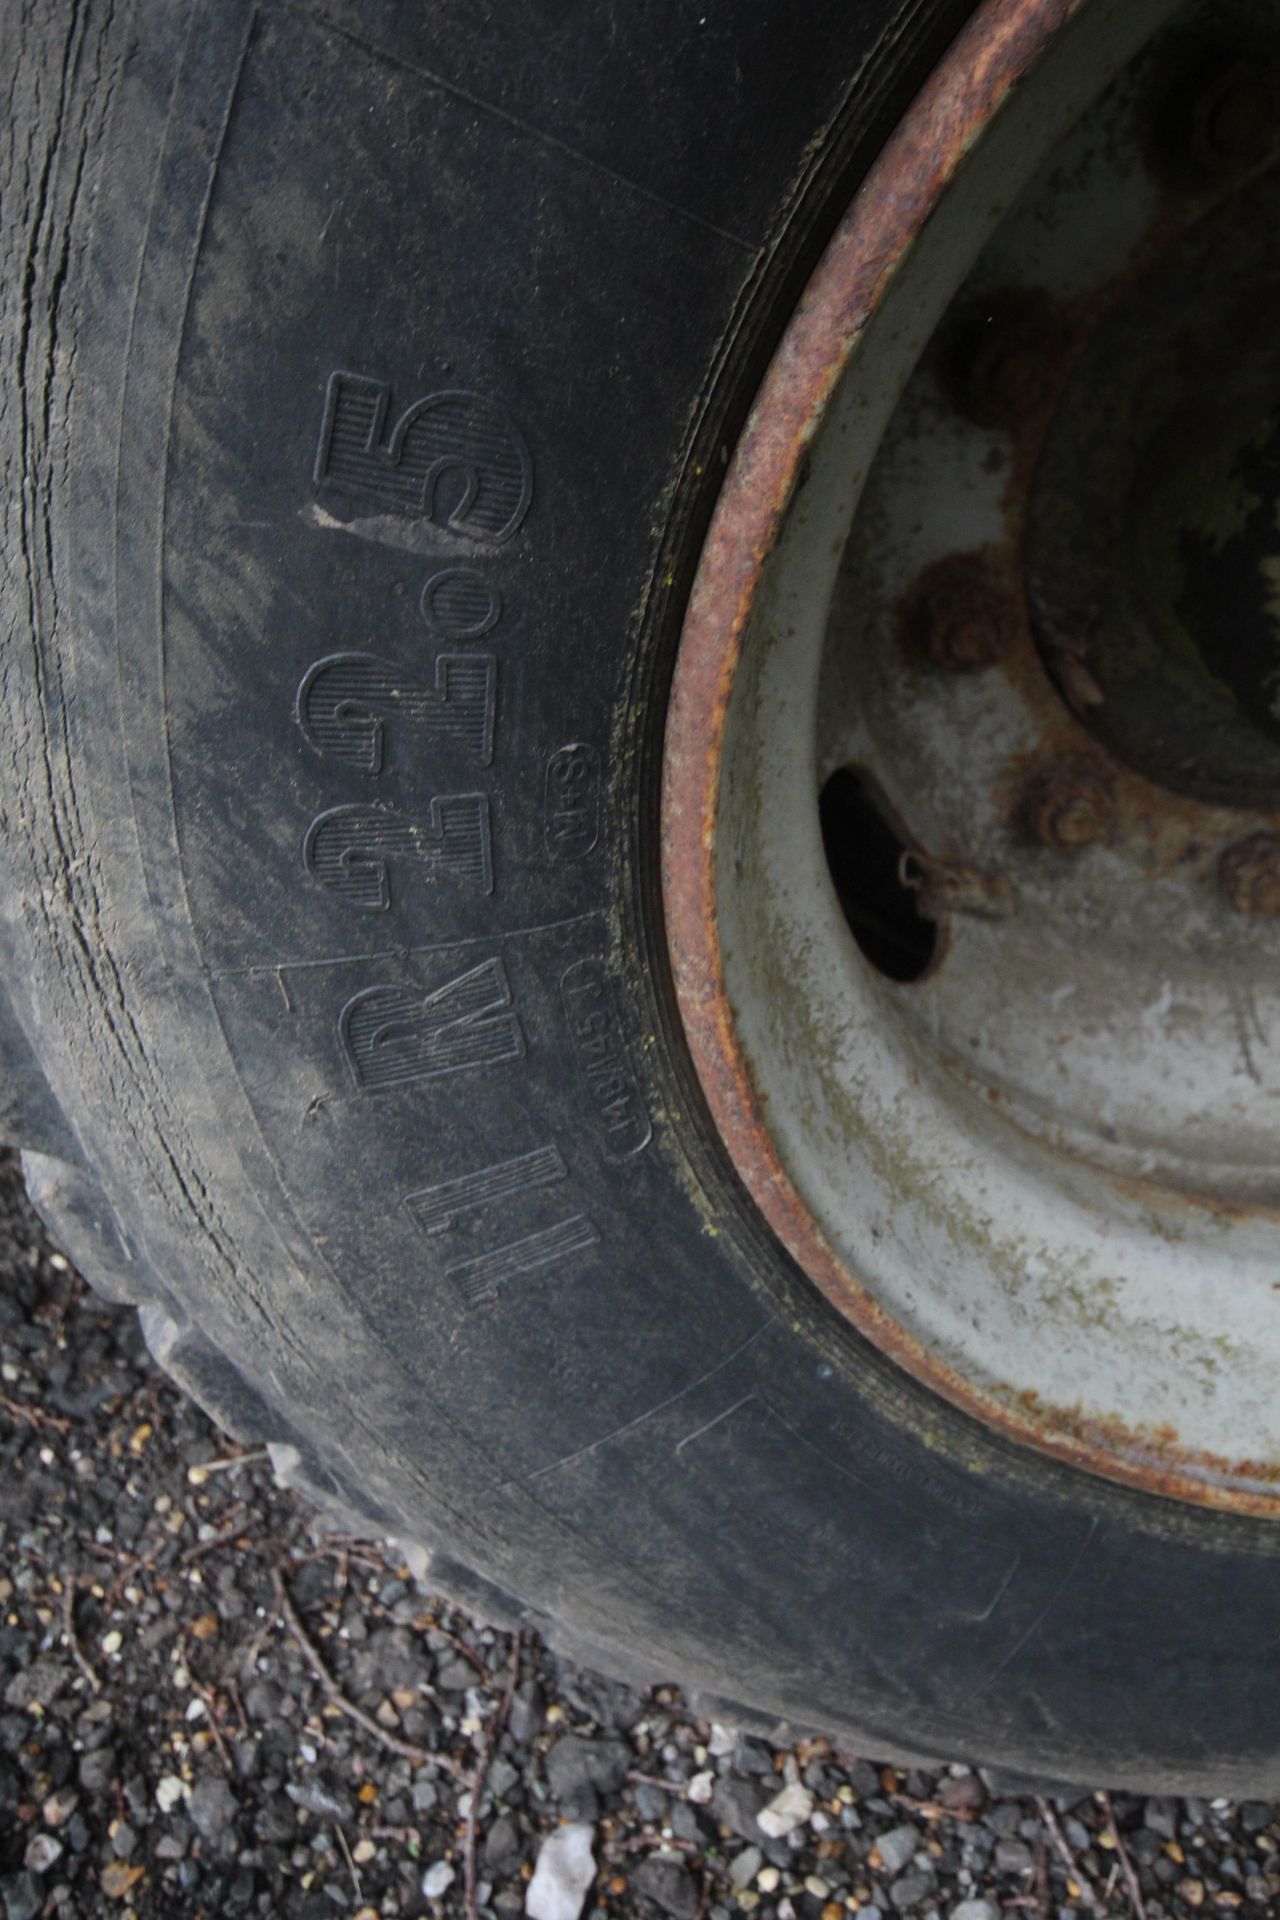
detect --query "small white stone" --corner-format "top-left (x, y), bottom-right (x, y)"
top-left (757, 1781), bottom-right (814, 1839)
top-left (421, 1859), bottom-right (456, 1898)
top-left (156, 1775), bottom-right (186, 1813)
top-left (686, 1769), bottom-right (715, 1805)
top-left (757, 1865), bottom-right (781, 1892)
top-left (708, 1722), bottom-right (736, 1757)
top-left (525, 1823), bottom-right (596, 1920)
top-left (99, 1630), bottom-right (122, 1656)
top-left (25, 1834), bottom-right (62, 1874)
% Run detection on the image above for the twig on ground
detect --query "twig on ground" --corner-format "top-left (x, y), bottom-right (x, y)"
top-left (464, 1629), bottom-right (523, 1920)
top-left (330, 1540), bottom-right (349, 1596)
top-left (315, 1530), bottom-right (389, 1565)
top-left (890, 1790), bottom-right (978, 1823)
top-left (237, 1605), bottom-right (278, 1680)
top-left (77, 1536), bottom-right (145, 1567)
top-left (187, 1449), bottom-right (268, 1479)
top-left (420, 1614), bottom-right (488, 1676)
top-left (292, 1538), bottom-right (386, 1576)
top-left (273, 1571), bottom-right (462, 1776)
top-left (192, 1679), bottom-right (233, 1770)
top-left (1033, 1836), bottom-right (1050, 1918)
top-left (77, 1535), bottom-right (156, 1605)
top-left (227, 1677), bottom-right (250, 1740)
top-left (179, 1504), bottom-right (258, 1563)
top-left (335, 1825), bottom-right (363, 1904)
top-left (608, 1833), bottom-right (700, 1856)
top-left (1036, 1798), bottom-right (1104, 1915)
top-left (1101, 1789), bottom-right (1148, 1920)
top-left (76, 1528), bottom-right (146, 1574)
top-left (60, 1578), bottom-right (102, 1694)
top-left (3, 1395), bottom-right (72, 1436)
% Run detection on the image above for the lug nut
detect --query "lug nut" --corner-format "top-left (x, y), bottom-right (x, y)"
top-left (1051, 648), bottom-right (1105, 715)
top-left (1218, 832), bottom-right (1280, 916)
top-left (908, 554), bottom-right (1014, 672)
top-left (1190, 63), bottom-right (1280, 174)
top-left (946, 289), bottom-right (1065, 432)
top-left (1026, 763), bottom-right (1114, 852)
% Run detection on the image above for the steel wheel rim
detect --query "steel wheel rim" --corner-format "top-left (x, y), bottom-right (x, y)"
top-left (663, 0), bottom-right (1280, 1512)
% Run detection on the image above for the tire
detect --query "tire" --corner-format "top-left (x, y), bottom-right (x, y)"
top-left (5, 0), bottom-right (1280, 1796)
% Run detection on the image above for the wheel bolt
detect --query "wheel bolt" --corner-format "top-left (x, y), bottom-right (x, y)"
top-left (1026, 764), bottom-right (1114, 852)
top-left (909, 554), bottom-right (1013, 672)
top-left (947, 289), bottom-right (1064, 431)
top-left (1218, 833), bottom-right (1280, 916)
top-left (1190, 63), bottom-right (1279, 174)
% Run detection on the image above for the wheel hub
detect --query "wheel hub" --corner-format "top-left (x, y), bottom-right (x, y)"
top-left (1026, 163), bottom-right (1280, 808)
top-left (663, 0), bottom-right (1280, 1511)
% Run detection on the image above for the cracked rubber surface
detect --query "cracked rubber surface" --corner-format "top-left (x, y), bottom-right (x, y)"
top-left (6, 0), bottom-right (1280, 1795)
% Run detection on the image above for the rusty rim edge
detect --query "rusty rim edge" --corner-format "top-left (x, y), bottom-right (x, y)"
top-left (659, 0), bottom-right (1280, 1519)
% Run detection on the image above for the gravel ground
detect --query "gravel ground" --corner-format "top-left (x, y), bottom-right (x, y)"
top-left (1, 1155), bottom-right (1277, 1920)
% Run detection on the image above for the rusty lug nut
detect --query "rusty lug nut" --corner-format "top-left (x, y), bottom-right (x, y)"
top-left (1026, 763), bottom-right (1114, 852)
top-left (947, 288), bottom-right (1064, 432)
top-left (908, 553), bottom-right (1014, 672)
top-left (1218, 832), bottom-right (1280, 916)
top-left (1052, 648), bottom-right (1105, 715)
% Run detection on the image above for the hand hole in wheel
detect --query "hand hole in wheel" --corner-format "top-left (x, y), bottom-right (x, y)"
top-left (818, 767), bottom-right (938, 983)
